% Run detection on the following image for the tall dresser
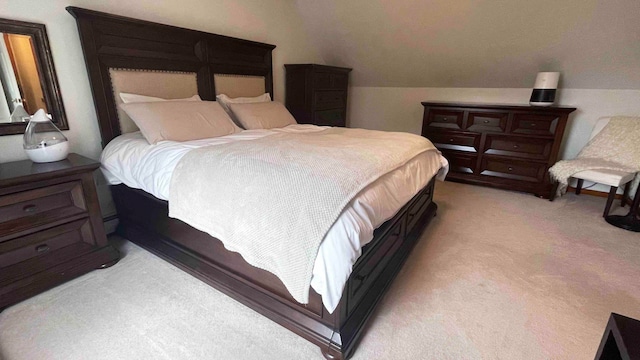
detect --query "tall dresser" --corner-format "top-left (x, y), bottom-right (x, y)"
top-left (285, 64), bottom-right (352, 127)
top-left (421, 102), bottom-right (576, 198)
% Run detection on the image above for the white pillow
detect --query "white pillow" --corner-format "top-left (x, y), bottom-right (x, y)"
top-left (120, 92), bottom-right (202, 104)
top-left (216, 93), bottom-right (271, 121)
top-left (228, 101), bottom-right (297, 130)
top-left (120, 100), bottom-right (240, 144)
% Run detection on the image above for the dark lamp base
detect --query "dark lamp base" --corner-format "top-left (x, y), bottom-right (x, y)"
top-left (605, 213), bottom-right (640, 232)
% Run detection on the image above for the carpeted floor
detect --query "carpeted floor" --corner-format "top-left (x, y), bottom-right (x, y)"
top-left (1, 181), bottom-right (639, 360)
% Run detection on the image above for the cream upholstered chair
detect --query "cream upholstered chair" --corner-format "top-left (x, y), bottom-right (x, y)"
top-left (570, 117), bottom-right (636, 217)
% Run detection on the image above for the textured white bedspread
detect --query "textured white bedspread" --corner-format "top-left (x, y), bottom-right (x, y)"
top-left (101, 125), bottom-right (448, 312)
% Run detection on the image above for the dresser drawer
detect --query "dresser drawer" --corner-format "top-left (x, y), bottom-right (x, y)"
top-left (426, 110), bottom-right (464, 130)
top-left (441, 151), bottom-right (477, 174)
top-left (484, 135), bottom-right (553, 160)
top-left (313, 91), bottom-right (345, 110)
top-left (466, 112), bottom-right (507, 133)
top-left (313, 109), bottom-right (345, 127)
top-left (511, 113), bottom-right (559, 136)
top-left (0, 182), bottom-right (87, 237)
top-left (479, 157), bottom-right (547, 182)
top-left (0, 218), bottom-right (94, 268)
top-left (429, 132), bottom-right (479, 153)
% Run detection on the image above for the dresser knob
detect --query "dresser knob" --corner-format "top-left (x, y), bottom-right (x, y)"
top-left (513, 145), bottom-right (519, 149)
top-left (23, 204), bottom-right (37, 213)
top-left (530, 123), bottom-right (536, 127)
top-left (483, 120), bottom-right (490, 124)
top-left (508, 167), bottom-right (514, 171)
top-left (35, 244), bottom-right (50, 253)
top-left (449, 138), bottom-right (454, 142)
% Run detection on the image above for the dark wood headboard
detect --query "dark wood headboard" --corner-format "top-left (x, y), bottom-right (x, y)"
top-left (67, 7), bottom-right (276, 146)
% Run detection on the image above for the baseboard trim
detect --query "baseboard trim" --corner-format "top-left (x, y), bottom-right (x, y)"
top-left (103, 215), bottom-right (119, 235)
top-left (567, 186), bottom-right (632, 204)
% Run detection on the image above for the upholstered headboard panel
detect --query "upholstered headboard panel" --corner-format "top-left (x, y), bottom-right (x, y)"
top-left (214, 74), bottom-right (266, 98)
top-left (68, 6), bottom-right (275, 146)
top-left (109, 69), bottom-right (198, 133)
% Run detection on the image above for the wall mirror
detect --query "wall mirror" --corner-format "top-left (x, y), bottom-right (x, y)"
top-left (0, 18), bottom-right (67, 136)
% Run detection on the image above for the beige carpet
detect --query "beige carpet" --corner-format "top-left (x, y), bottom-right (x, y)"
top-left (1, 181), bottom-right (639, 360)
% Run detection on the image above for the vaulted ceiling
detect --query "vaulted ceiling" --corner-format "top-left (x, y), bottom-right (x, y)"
top-left (294, 0), bottom-right (640, 89)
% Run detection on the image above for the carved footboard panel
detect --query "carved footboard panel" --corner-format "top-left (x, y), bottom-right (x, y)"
top-left (112, 177), bottom-right (436, 359)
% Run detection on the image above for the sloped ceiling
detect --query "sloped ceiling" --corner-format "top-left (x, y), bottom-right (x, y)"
top-left (293, 0), bottom-right (640, 89)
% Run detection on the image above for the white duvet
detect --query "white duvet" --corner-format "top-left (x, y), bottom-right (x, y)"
top-left (101, 124), bottom-right (448, 312)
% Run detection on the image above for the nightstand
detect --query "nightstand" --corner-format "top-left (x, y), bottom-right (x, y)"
top-left (0, 153), bottom-right (119, 311)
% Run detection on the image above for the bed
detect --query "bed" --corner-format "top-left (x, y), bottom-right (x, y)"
top-left (68, 7), bottom-right (445, 359)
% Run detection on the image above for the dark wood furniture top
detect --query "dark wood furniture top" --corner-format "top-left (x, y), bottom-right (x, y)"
top-left (69, 7), bottom-right (439, 359)
top-left (595, 313), bottom-right (640, 360)
top-left (285, 64), bottom-right (352, 127)
top-left (0, 153), bottom-right (119, 311)
top-left (0, 18), bottom-right (68, 136)
top-left (422, 102), bottom-right (576, 198)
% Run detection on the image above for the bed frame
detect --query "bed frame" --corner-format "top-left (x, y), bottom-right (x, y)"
top-left (68, 7), bottom-right (438, 359)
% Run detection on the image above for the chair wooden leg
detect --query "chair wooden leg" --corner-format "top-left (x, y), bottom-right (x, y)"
top-left (604, 186), bottom-right (618, 217)
top-left (549, 181), bottom-right (559, 202)
top-left (576, 179), bottom-right (584, 195)
top-left (621, 183), bottom-right (630, 207)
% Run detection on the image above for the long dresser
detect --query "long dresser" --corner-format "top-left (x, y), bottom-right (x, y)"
top-left (421, 102), bottom-right (576, 198)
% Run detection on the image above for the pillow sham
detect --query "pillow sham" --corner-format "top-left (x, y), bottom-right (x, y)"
top-left (120, 92), bottom-right (202, 104)
top-left (216, 93), bottom-right (271, 118)
top-left (120, 100), bottom-right (240, 144)
top-left (228, 101), bottom-right (297, 130)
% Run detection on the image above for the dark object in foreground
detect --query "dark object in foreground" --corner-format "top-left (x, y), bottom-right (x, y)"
top-left (595, 313), bottom-right (640, 360)
top-left (606, 183), bottom-right (640, 232)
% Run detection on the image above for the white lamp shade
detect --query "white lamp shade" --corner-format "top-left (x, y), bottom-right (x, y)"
top-left (533, 72), bottom-right (560, 89)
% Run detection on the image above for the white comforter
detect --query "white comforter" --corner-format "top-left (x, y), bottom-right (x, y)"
top-left (101, 124), bottom-right (448, 312)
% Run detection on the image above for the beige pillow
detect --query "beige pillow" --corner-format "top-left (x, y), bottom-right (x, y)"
top-left (120, 92), bottom-right (202, 103)
top-left (120, 101), bottom-right (241, 144)
top-left (216, 93), bottom-right (271, 114)
top-left (228, 101), bottom-right (297, 130)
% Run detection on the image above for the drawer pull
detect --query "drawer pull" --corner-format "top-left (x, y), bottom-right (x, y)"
top-left (483, 120), bottom-right (490, 124)
top-left (530, 123), bottom-right (536, 127)
top-left (355, 274), bottom-right (367, 282)
top-left (442, 117), bottom-right (448, 121)
top-left (513, 145), bottom-right (519, 149)
top-left (449, 138), bottom-right (454, 142)
top-left (508, 167), bottom-right (514, 171)
top-left (35, 244), bottom-right (50, 253)
top-left (23, 204), bottom-right (37, 213)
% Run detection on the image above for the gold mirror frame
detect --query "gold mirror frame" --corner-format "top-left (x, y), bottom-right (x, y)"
top-left (0, 18), bottom-right (67, 136)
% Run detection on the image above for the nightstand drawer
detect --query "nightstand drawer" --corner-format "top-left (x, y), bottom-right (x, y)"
top-left (0, 181), bottom-right (87, 237)
top-left (0, 218), bottom-right (94, 268)
top-left (314, 91), bottom-right (346, 110)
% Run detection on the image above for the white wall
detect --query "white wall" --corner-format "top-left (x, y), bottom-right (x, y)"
top-left (0, 0), bottom-right (322, 215)
top-left (348, 87), bottom-right (640, 193)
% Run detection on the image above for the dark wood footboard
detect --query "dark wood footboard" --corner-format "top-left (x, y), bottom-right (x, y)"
top-left (112, 178), bottom-right (436, 359)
